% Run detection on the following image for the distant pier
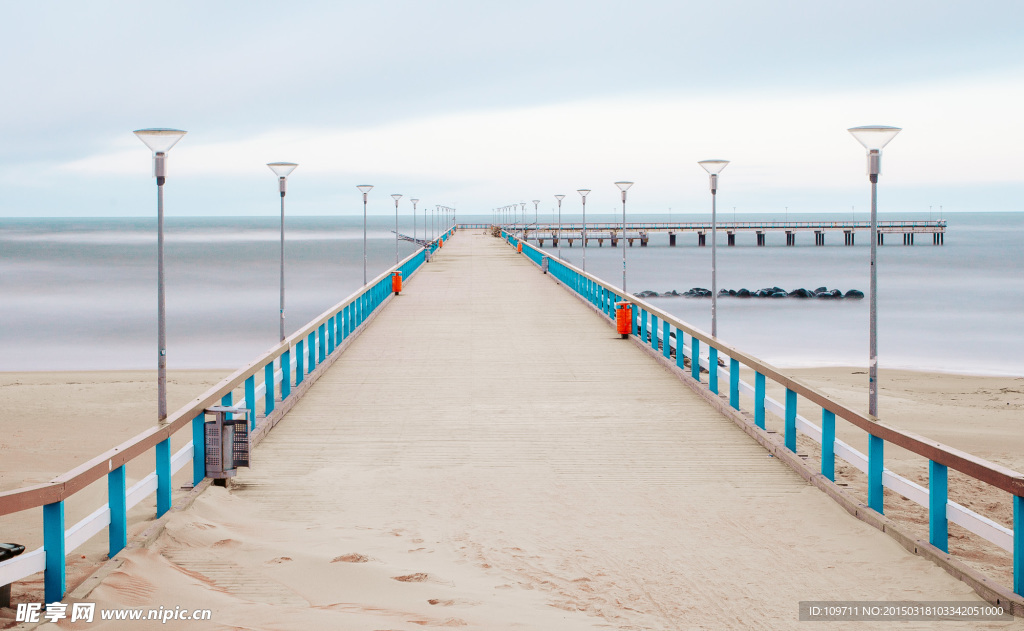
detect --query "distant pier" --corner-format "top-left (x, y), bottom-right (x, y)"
top-left (495, 220), bottom-right (946, 247)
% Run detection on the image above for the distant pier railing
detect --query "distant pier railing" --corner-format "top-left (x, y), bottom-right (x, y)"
top-left (493, 219), bottom-right (946, 247)
top-left (0, 227), bottom-right (456, 603)
top-left (501, 229), bottom-right (1021, 609)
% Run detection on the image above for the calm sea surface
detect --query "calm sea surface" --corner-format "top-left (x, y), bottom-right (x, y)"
top-left (1, 212), bottom-right (1021, 376)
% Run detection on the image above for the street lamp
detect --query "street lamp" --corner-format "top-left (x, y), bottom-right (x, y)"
top-left (848, 125), bottom-right (901, 418)
top-left (698, 160), bottom-right (729, 338)
top-left (357, 185), bottom-right (373, 285)
top-left (555, 194), bottom-right (565, 259)
top-left (577, 189), bottom-right (591, 270)
top-left (267, 162), bottom-right (298, 342)
top-left (532, 199), bottom-right (540, 225)
top-left (134, 128), bottom-right (187, 422)
top-left (411, 198), bottom-right (419, 242)
top-left (391, 194), bottom-right (403, 263)
top-left (615, 182), bottom-right (633, 292)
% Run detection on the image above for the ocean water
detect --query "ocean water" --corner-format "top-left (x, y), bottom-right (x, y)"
top-left (1, 212), bottom-right (1021, 376)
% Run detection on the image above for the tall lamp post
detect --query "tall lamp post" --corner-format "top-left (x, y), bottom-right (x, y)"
top-left (698, 160), bottom-right (729, 338)
top-left (555, 194), bottom-right (565, 259)
top-left (577, 189), bottom-right (590, 270)
top-left (848, 125), bottom-right (901, 418)
top-left (357, 185), bottom-right (373, 285)
top-left (615, 182), bottom-right (633, 292)
top-left (268, 162), bottom-right (298, 342)
top-left (134, 128), bottom-right (187, 422)
top-left (410, 198), bottom-right (419, 242)
top-left (391, 194), bottom-right (403, 263)
top-left (532, 199), bottom-right (540, 225)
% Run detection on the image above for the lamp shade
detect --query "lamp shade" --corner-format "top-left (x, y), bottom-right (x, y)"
top-left (697, 160), bottom-right (729, 175)
top-left (848, 126), bottom-right (901, 151)
top-left (391, 194), bottom-right (403, 201)
top-left (133, 128), bottom-right (187, 154)
top-left (267, 162), bottom-right (298, 178)
top-left (532, 199), bottom-right (540, 204)
top-left (410, 198), bottom-right (419, 204)
top-left (577, 189), bottom-right (591, 198)
top-left (555, 194), bottom-right (565, 201)
top-left (356, 185), bottom-right (374, 194)
top-left (615, 181), bottom-right (634, 191)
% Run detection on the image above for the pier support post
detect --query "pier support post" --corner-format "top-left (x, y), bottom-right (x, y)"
top-left (43, 501), bottom-right (65, 603)
top-left (929, 460), bottom-right (948, 553)
top-left (869, 434), bottom-right (884, 514)
top-left (756, 231), bottom-right (765, 246)
top-left (108, 464), bottom-right (127, 557)
top-left (784, 388), bottom-right (797, 452)
top-left (786, 231), bottom-right (795, 246)
top-left (727, 232), bottom-right (735, 246)
top-left (698, 233), bottom-right (706, 247)
top-left (669, 232), bottom-right (676, 246)
top-left (754, 372), bottom-right (765, 429)
top-left (729, 358), bottom-right (739, 410)
top-left (822, 409), bottom-right (835, 481)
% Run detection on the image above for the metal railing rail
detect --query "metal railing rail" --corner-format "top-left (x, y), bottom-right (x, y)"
top-left (502, 230), bottom-right (1022, 599)
top-left (0, 228), bottom-right (456, 602)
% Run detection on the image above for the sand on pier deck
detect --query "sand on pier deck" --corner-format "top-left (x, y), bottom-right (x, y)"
top-left (2, 232), bottom-right (1022, 629)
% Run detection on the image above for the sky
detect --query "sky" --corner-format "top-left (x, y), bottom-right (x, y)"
top-left (1, 0), bottom-right (1022, 217)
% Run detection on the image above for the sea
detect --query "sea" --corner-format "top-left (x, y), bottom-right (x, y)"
top-left (1, 212), bottom-right (1021, 376)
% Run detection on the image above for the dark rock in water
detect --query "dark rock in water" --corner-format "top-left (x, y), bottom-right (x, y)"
top-left (667, 289), bottom-right (680, 296)
top-left (814, 286), bottom-right (828, 294)
top-left (830, 289), bottom-right (842, 298)
top-left (788, 288), bottom-right (813, 298)
top-left (816, 289), bottom-right (840, 299)
top-left (728, 289), bottom-right (737, 296)
top-left (770, 291), bottom-right (787, 298)
top-left (685, 287), bottom-right (711, 297)
top-left (718, 289), bottom-right (729, 296)
top-left (844, 289), bottom-right (865, 299)
top-left (736, 288), bottom-right (751, 298)
top-left (634, 290), bottom-right (659, 298)
top-left (756, 289), bottom-right (773, 297)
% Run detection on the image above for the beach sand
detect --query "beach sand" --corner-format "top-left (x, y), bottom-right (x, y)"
top-left (1, 362), bottom-right (1022, 628)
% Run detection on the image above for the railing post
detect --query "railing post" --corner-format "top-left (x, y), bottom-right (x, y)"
top-left (108, 464), bottom-right (127, 557)
top-left (265, 362), bottom-right (275, 416)
top-left (307, 331), bottom-right (316, 372)
top-left (662, 321), bottom-right (670, 359)
top-left (640, 309), bottom-right (647, 344)
top-left (690, 337), bottom-right (700, 381)
top-left (675, 328), bottom-right (685, 369)
top-left (928, 460), bottom-right (948, 552)
top-left (754, 371), bottom-right (765, 429)
top-left (43, 501), bottom-right (65, 603)
top-left (729, 358), bottom-right (739, 410)
top-left (156, 437), bottom-right (171, 517)
top-left (709, 347), bottom-right (718, 394)
top-left (327, 316), bottom-right (335, 354)
top-left (869, 434), bottom-right (884, 514)
top-left (784, 388), bottom-right (797, 452)
top-left (1015, 494), bottom-right (1022, 596)
top-left (245, 375), bottom-right (256, 430)
top-left (318, 323), bottom-right (326, 363)
top-left (650, 314), bottom-right (660, 351)
top-left (822, 409), bottom-right (835, 481)
top-left (295, 340), bottom-right (304, 385)
top-left (191, 413), bottom-right (205, 486)
top-left (281, 349), bottom-right (291, 400)
top-left (632, 303), bottom-right (638, 335)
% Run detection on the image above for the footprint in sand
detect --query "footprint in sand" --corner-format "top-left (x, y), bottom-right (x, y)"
top-left (392, 572), bottom-right (429, 582)
top-left (331, 553), bottom-right (371, 563)
top-left (266, 557), bottom-right (292, 564)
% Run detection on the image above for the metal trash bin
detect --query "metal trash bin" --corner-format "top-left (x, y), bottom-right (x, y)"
top-left (541, 255), bottom-right (549, 274)
top-left (204, 406), bottom-right (251, 485)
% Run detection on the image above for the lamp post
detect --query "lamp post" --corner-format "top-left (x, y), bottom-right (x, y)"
top-left (391, 194), bottom-right (403, 263)
top-left (698, 160), bottom-right (729, 338)
top-left (848, 125), bottom-right (901, 418)
top-left (615, 182), bottom-right (633, 292)
top-left (411, 198), bottom-right (419, 242)
top-left (357, 185), bottom-right (373, 285)
top-left (267, 162), bottom-right (298, 342)
top-left (577, 189), bottom-right (590, 270)
top-left (134, 128), bottom-right (187, 422)
top-left (555, 194), bottom-right (565, 259)
top-left (532, 199), bottom-right (540, 225)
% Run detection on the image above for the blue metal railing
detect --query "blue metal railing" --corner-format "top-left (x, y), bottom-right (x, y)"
top-left (0, 228), bottom-right (455, 603)
top-left (502, 230), bottom-right (1022, 601)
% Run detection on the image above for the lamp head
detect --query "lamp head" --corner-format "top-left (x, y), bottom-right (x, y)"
top-left (577, 189), bottom-right (591, 198)
top-left (848, 125), bottom-right (901, 151)
top-left (615, 181), bottom-right (634, 192)
top-left (356, 185), bottom-right (374, 194)
top-left (267, 162), bottom-right (298, 178)
top-left (697, 160), bottom-right (729, 175)
top-left (555, 194), bottom-right (565, 202)
top-left (391, 194), bottom-right (403, 202)
top-left (410, 198), bottom-right (419, 205)
top-left (133, 128), bottom-right (187, 154)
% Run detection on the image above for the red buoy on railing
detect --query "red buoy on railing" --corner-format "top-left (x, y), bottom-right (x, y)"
top-left (615, 302), bottom-right (632, 339)
top-left (392, 270), bottom-right (402, 295)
